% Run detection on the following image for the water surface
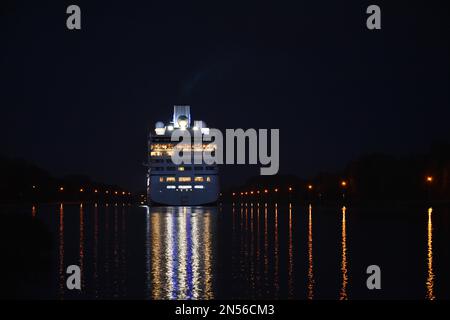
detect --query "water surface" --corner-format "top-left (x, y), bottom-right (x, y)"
top-left (3, 202), bottom-right (450, 299)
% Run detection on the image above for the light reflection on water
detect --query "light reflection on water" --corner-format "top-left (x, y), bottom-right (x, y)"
top-left (288, 203), bottom-right (293, 299)
top-left (339, 206), bottom-right (348, 300)
top-left (24, 202), bottom-right (448, 299)
top-left (93, 203), bottom-right (99, 298)
top-left (146, 206), bottom-right (216, 300)
top-left (274, 203), bottom-right (279, 298)
top-left (58, 203), bottom-right (64, 299)
top-left (426, 207), bottom-right (435, 300)
top-left (79, 203), bottom-right (85, 291)
top-left (307, 204), bottom-right (314, 300)
top-left (264, 203), bottom-right (269, 294)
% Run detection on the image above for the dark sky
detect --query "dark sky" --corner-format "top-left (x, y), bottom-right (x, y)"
top-left (1, 0), bottom-right (449, 191)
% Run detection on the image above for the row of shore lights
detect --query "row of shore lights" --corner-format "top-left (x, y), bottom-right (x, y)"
top-left (32, 185), bottom-right (131, 196)
top-left (61, 187), bottom-right (131, 196)
top-left (232, 181), bottom-right (348, 197)
top-left (232, 175), bottom-right (435, 197)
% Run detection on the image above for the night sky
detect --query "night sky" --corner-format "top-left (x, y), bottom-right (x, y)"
top-left (1, 0), bottom-right (449, 191)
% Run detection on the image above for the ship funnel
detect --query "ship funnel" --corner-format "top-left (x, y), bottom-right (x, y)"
top-left (173, 105), bottom-right (191, 128)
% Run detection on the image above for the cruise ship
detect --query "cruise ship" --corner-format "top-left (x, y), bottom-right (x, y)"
top-left (146, 106), bottom-right (219, 205)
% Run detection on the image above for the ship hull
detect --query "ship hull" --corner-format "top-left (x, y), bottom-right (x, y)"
top-left (149, 187), bottom-right (219, 206)
top-left (149, 199), bottom-right (219, 206)
top-left (148, 176), bottom-right (219, 206)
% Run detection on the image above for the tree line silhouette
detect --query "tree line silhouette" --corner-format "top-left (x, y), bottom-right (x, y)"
top-left (0, 155), bottom-right (131, 204)
top-left (227, 141), bottom-right (450, 206)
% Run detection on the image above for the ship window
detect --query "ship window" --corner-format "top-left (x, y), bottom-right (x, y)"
top-left (179, 177), bottom-right (192, 182)
top-left (159, 177), bottom-right (164, 182)
top-left (178, 166), bottom-right (184, 171)
top-left (194, 177), bottom-right (204, 182)
top-left (166, 166), bottom-right (176, 171)
top-left (206, 166), bottom-right (215, 170)
top-left (184, 166), bottom-right (192, 171)
top-left (166, 177), bottom-right (176, 182)
top-left (194, 166), bottom-right (203, 170)
top-left (151, 143), bottom-right (174, 151)
top-left (206, 176), bottom-right (211, 182)
top-left (153, 167), bottom-right (164, 171)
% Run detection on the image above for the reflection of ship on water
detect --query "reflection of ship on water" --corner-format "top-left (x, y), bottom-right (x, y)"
top-left (145, 206), bottom-right (217, 299)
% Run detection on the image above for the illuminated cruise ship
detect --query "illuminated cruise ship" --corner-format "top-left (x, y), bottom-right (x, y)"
top-left (146, 106), bottom-right (219, 205)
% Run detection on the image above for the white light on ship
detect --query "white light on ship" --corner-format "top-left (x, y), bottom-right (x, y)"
top-left (193, 126), bottom-right (199, 131)
top-left (194, 185), bottom-right (204, 189)
top-left (167, 125), bottom-right (174, 131)
top-left (177, 115), bottom-right (189, 130)
top-left (166, 185), bottom-right (176, 189)
top-left (178, 185), bottom-right (192, 189)
top-left (201, 127), bottom-right (210, 135)
top-left (155, 121), bottom-right (166, 135)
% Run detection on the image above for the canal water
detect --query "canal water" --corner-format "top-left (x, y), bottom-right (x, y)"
top-left (1, 202), bottom-right (449, 299)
